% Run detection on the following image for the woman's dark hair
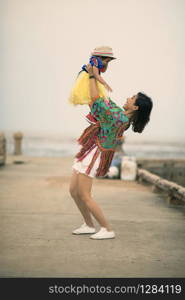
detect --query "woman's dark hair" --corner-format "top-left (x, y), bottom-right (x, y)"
top-left (128, 92), bottom-right (153, 133)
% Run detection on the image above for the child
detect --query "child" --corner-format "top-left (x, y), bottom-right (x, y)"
top-left (69, 46), bottom-right (116, 124)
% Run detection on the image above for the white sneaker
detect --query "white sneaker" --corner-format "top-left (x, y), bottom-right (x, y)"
top-left (90, 227), bottom-right (115, 240)
top-left (72, 223), bottom-right (96, 235)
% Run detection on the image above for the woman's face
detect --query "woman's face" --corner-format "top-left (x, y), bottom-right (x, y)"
top-left (123, 95), bottom-right (138, 111)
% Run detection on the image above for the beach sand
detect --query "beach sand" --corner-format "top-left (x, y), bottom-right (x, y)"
top-left (0, 155), bottom-right (185, 277)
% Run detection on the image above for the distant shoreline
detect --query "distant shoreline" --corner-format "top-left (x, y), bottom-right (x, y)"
top-left (2, 130), bottom-right (185, 146)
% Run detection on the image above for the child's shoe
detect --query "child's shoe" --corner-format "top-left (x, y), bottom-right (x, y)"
top-left (85, 112), bottom-right (97, 124)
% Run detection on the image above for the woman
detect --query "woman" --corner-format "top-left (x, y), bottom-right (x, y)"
top-left (69, 64), bottom-right (153, 240)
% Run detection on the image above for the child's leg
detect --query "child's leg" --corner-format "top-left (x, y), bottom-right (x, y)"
top-left (85, 104), bottom-right (97, 124)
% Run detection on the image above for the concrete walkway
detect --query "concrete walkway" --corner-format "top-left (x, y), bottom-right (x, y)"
top-left (0, 155), bottom-right (185, 278)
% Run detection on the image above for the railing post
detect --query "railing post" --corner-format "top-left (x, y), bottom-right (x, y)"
top-left (13, 131), bottom-right (23, 155)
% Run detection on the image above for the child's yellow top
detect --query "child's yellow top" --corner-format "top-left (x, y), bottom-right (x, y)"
top-left (69, 71), bottom-right (107, 105)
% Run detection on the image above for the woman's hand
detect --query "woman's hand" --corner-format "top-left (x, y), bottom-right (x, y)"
top-left (86, 64), bottom-right (94, 76)
top-left (86, 64), bottom-right (100, 102)
top-left (87, 63), bottom-right (113, 92)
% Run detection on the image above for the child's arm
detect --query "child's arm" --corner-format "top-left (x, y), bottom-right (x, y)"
top-left (92, 66), bottom-right (113, 92)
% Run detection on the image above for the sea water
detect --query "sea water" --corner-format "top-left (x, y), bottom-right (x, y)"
top-left (5, 134), bottom-right (185, 159)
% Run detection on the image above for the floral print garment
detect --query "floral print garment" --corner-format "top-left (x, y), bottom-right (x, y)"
top-left (91, 97), bottom-right (129, 150)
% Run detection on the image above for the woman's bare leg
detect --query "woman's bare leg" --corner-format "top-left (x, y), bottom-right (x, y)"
top-left (78, 173), bottom-right (112, 231)
top-left (69, 170), bottom-right (95, 227)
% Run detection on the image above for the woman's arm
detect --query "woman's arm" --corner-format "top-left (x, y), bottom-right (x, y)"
top-left (92, 66), bottom-right (106, 85)
top-left (93, 66), bottom-right (112, 92)
top-left (86, 64), bottom-right (100, 107)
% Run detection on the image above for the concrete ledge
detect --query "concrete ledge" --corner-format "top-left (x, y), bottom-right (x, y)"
top-left (137, 158), bottom-right (185, 187)
top-left (0, 132), bottom-right (6, 166)
top-left (137, 168), bottom-right (185, 206)
top-left (0, 155), bottom-right (6, 166)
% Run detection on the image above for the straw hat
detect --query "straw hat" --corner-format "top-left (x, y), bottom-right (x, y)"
top-left (91, 46), bottom-right (116, 59)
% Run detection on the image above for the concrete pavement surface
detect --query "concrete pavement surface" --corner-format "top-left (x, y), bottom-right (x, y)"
top-left (0, 155), bottom-right (185, 277)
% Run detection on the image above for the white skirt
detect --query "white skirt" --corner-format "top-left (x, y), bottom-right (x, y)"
top-left (72, 145), bottom-right (101, 178)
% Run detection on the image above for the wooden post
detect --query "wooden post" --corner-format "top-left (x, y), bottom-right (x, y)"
top-left (13, 131), bottom-right (23, 155)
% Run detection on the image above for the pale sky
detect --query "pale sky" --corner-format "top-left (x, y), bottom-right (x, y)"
top-left (1, 0), bottom-right (185, 143)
